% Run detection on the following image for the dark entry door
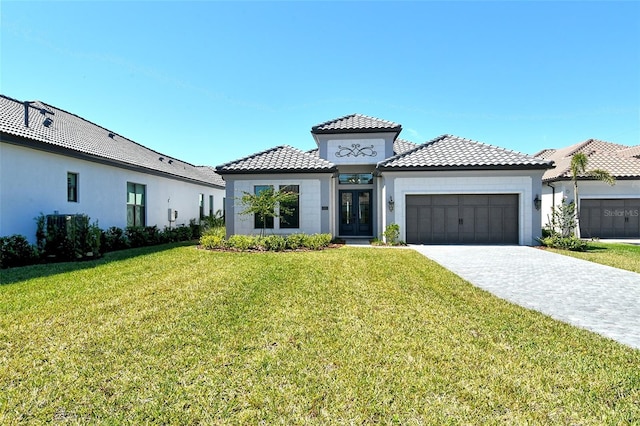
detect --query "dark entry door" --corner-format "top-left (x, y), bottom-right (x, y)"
top-left (339, 190), bottom-right (372, 236)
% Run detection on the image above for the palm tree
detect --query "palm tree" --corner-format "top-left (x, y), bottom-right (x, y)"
top-left (570, 152), bottom-right (615, 237)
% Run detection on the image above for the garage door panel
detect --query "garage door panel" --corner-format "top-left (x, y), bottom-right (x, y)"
top-left (580, 199), bottom-right (640, 238)
top-left (406, 206), bottom-right (419, 243)
top-left (418, 207), bottom-right (432, 242)
top-left (461, 194), bottom-right (489, 206)
top-left (405, 194), bottom-right (519, 244)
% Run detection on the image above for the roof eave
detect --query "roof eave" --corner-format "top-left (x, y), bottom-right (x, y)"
top-left (1, 132), bottom-right (224, 188)
top-left (378, 164), bottom-right (554, 172)
top-left (544, 175), bottom-right (640, 182)
top-left (216, 167), bottom-right (338, 176)
top-left (311, 127), bottom-right (402, 135)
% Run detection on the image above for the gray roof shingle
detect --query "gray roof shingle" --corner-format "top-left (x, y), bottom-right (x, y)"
top-left (393, 138), bottom-right (417, 155)
top-left (311, 113), bottom-right (402, 134)
top-left (0, 95), bottom-right (224, 187)
top-left (379, 134), bottom-right (553, 170)
top-left (216, 145), bottom-right (336, 174)
top-left (537, 138), bottom-right (640, 181)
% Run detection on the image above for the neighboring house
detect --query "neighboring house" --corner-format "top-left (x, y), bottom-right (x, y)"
top-left (535, 139), bottom-right (640, 238)
top-left (0, 95), bottom-right (225, 242)
top-left (216, 114), bottom-right (553, 245)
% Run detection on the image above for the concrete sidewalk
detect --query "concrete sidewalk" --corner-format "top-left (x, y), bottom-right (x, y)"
top-left (410, 245), bottom-right (640, 350)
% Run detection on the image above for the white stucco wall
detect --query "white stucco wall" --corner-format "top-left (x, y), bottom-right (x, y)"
top-left (540, 179), bottom-right (640, 228)
top-left (314, 132), bottom-right (398, 165)
top-left (231, 178), bottom-right (323, 236)
top-left (326, 139), bottom-right (386, 164)
top-left (0, 143), bottom-right (225, 242)
top-left (386, 170), bottom-right (545, 245)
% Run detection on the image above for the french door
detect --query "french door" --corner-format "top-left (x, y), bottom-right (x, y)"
top-left (339, 190), bottom-right (372, 236)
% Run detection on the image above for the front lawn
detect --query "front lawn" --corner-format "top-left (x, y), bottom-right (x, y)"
top-left (1, 245), bottom-right (638, 423)
top-left (546, 242), bottom-right (640, 273)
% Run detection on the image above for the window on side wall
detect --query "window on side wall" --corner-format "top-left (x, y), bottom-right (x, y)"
top-left (127, 182), bottom-right (146, 227)
top-left (209, 195), bottom-right (214, 217)
top-left (67, 172), bottom-right (78, 202)
top-left (279, 185), bottom-right (299, 229)
top-left (199, 193), bottom-right (205, 219)
top-left (254, 185), bottom-right (274, 229)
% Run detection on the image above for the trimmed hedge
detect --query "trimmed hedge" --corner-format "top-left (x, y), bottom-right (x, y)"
top-left (200, 231), bottom-right (333, 252)
top-left (539, 235), bottom-right (588, 251)
top-left (0, 235), bottom-right (39, 269)
top-left (1, 215), bottom-right (211, 269)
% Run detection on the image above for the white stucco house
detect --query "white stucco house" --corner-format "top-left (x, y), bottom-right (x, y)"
top-left (0, 95), bottom-right (225, 242)
top-left (535, 139), bottom-right (640, 239)
top-left (216, 114), bottom-right (553, 245)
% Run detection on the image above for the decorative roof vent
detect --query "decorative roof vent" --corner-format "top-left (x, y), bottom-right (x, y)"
top-left (43, 117), bottom-right (53, 127)
top-left (168, 159), bottom-right (173, 164)
top-left (108, 132), bottom-right (115, 138)
top-left (159, 156), bottom-right (165, 161)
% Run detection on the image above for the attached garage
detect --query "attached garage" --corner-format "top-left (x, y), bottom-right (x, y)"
top-left (579, 198), bottom-right (640, 238)
top-left (406, 194), bottom-right (519, 244)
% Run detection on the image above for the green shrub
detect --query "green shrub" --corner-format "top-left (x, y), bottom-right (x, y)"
top-left (263, 235), bottom-right (286, 251)
top-left (200, 210), bottom-right (225, 233)
top-left (227, 235), bottom-right (260, 251)
top-left (102, 226), bottom-right (129, 251)
top-left (539, 235), bottom-right (588, 251)
top-left (175, 225), bottom-right (193, 241)
top-left (383, 223), bottom-right (400, 244)
top-left (303, 233), bottom-right (332, 250)
top-left (0, 235), bottom-right (38, 268)
top-left (126, 226), bottom-right (160, 248)
top-left (200, 234), bottom-right (226, 250)
top-left (35, 213), bottom-right (102, 261)
top-left (202, 226), bottom-right (226, 239)
top-left (189, 219), bottom-right (201, 239)
top-left (199, 232), bottom-right (333, 252)
top-left (285, 233), bottom-right (306, 250)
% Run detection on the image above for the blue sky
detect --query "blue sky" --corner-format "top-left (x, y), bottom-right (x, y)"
top-left (2, 1), bottom-right (639, 166)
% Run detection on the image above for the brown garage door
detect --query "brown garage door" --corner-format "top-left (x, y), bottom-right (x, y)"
top-left (580, 199), bottom-right (640, 238)
top-left (406, 194), bottom-right (519, 244)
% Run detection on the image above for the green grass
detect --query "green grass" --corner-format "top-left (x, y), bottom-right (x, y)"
top-left (1, 244), bottom-right (639, 424)
top-left (546, 242), bottom-right (640, 273)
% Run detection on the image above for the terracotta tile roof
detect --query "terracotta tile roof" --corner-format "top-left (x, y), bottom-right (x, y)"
top-left (311, 113), bottom-right (402, 134)
top-left (532, 148), bottom-right (557, 159)
top-left (216, 145), bottom-right (337, 174)
top-left (537, 138), bottom-right (640, 181)
top-left (0, 95), bottom-right (224, 187)
top-left (379, 135), bottom-right (553, 170)
top-left (617, 145), bottom-right (640, 159)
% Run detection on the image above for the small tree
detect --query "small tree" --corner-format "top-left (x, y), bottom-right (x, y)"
top-left (570, 152), bottom-right (615, 237)
top-left (546, 197), bottom-right (577, 238)
top-left (237, 187), bottom-right (298, 236)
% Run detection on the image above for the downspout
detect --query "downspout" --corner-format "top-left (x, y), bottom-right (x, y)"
top-left (545, 181), bottom-right (556, 232)
top-left (546, 182), bottom-right (555, 207)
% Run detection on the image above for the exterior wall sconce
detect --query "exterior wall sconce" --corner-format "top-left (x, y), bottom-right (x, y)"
top-left (534, 195), bottom-right (541, 211)
top-left (388, 196), bottom-right (395, 212)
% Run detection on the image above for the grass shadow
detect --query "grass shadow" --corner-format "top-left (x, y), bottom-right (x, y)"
top-left (583, 245), bottom-right (609, 253)
top-left (0, 241), bottom-right (196, 286)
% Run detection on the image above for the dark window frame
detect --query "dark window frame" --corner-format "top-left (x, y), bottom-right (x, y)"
top-left (199, 193), bottom-right (205, 219)
top-left (279, 185), bottom-right (300, 229)
top-left (67, 172), bottom-right (79, 202)
top-left (127, 182), bottom-right (146, 227)
top-left (254, 185), bottom-right (274, 229)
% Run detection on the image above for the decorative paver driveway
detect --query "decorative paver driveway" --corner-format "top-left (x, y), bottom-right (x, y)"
top-left (411, 245), bottom-right (640, 350)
